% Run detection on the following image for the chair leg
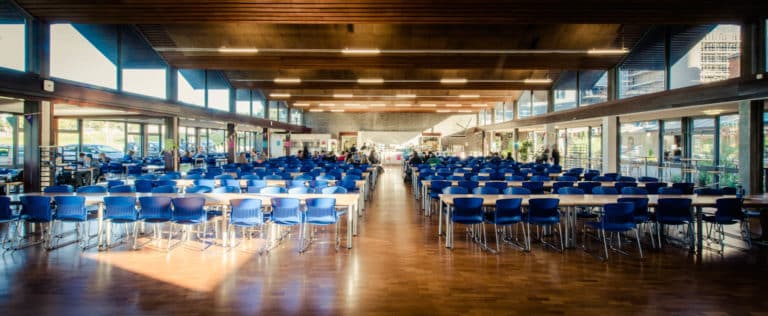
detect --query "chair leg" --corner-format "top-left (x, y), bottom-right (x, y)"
top-left (558, 223), bottom-right (564, 252)
top-left (635, 229), bottom-right (644, 259)
top-left (601, 229), bottom-right (609, 260)
top-left (494, 224), bottom-right (500, 253)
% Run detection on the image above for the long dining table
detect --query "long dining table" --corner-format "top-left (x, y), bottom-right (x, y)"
top-left (10, 191), bottom-right (361, 250)
top-left (438, 193), bottom-right (768, 253)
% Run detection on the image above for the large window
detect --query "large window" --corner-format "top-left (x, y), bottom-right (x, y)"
top-left (147, 124), bottom-right (162, 156)
top-left (126, 123), bottom-right (142, 156)
top-left (517, 91), bottom-right (532, 119)
top-left (619, 29), bottom-right (665, 98)
top-left (554, 71), bottom-right (577, 111)
top-left (620, 121), bottom-right (659, 177)
top-left (671, 25), bottom-right (741, 89)
top-left (208, 129), bottom-right (226, 153)
top-left (253, 93), bottom-right (265, 118)
top-left (718, 114), bottom-right (739, 187)
top-left (207, 71), bottom-right (230, 111)
top-left (120, 27), bottom-right (167, 99)
top-left (177, 69), bottom-right (205, 107)
top-left (0, 23), bottom-right (25, 71)
top-left (236, 90), bottom-right (251, 115)
top-left (278, 102), bottom-right (288, 123)
top-left (532, 91), bottom-right (548, 116)
top-left (268, 101), bottom-right (279, 120)
top-left (82, 121), bottom-right (126, 159)
top-left (579, 70), bottom-right (608, 106)
top-left (290, 108), bottom-right (303, 125)
top-left (50, 24), bottom-right (117, 89)
top-left (494, 103), bottom-right (505, 123)
top-left (565, 127), bottom-right (588, 169)
top-left (590, 126), bottom-right (602, 171)
top-left (0, 114), bottom-right (16, 166)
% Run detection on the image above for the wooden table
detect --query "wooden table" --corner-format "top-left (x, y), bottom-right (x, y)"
top-left (0, 181), bottom-right (23, 194)
top-left (438, 193), bottom-right (768, 253)
top-left (10, 192), bottom-right (361, 250)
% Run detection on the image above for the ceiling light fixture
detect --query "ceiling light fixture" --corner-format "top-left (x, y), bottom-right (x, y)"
top-left (309, 109), bottom-right (324, 112)
top-left (457, 110), bottom-right (473, 113)
top-left (344, 103), bottom-right (361, 107)
top-left (440, 78), bottom-right (468, 84)
top-left (269, 93), bottom-right (291, 98)
top-left (394, 103), bottom-right (412, 107)
top-left (419, 104), bottom-right (436, 107)
top-left (319, 103), bottom-right (336, 107)
top-left (436, 110), bottom-right (453, 113)
top-left (445, 104), bottom-right (462, 107)
top-left (702, 109), bottom-right (724, 115)
top-left (370, 103), bottom-right (386, 107)
top-left (357, 78), bottom-right (384, 84)
top-left (274, 78), bottom-right (301, 84)
top-left (523, 78), bottom-right (553, 84)
top-left (587, 48), bottom-right (629, 55)
top-left (396, 94), bottom-right (416, 98)
top-left (217, 47), bottom-right (259, 54)
top-left (330, 109), bottom-right (345, 112)
top-left (471, 103), bottom-right (488, 107)
top-left (459, 94), bottom-right (479, 98)
top-left (333, 94), bottom-right (354, 98)
top-left (341, 48), bottom-right (381, 55)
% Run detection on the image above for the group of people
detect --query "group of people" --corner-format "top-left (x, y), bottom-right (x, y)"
top-left (535, 145), bottom-right (561, 165)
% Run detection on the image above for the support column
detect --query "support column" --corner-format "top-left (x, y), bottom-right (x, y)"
top-left (23, 101), bottom-right (52, 192)
top-left (738, 100), bottom-right (764, 194)
top-left (163, 117), bottom-right (179, 171)
top-left (227, 123), bottom-right (236, 163)
top-left (602, 116), bottom-right (619, 173)
top-left (544, 124), bottom-right (556, 148)
top-left (512, 128), bottom-right (519, 161)
top-left (141, 124), bottom-right (150, 157)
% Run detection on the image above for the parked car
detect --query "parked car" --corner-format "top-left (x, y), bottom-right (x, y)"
top-left (62, 144), bottom-right (124, 161)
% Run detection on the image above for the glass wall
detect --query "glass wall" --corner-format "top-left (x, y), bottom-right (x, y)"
top-left (564, 127), bottom-right (588, 169)
top-left (50, 24), bottom-right (117, 89)
top-left (16, 115), bottom-right (24, 164)
top-left (517, 91), bottom-right (532, 119)
top-left (177, 69), bottom-right (205, 107)
top-left (579, 70), bottom-right (608, 106)
top-left (207, 71), bottom-right (230, 111)
top-left (253, 93), bottom-right (266, 118)
top-left (278, 102), bottom-right (288, 123)
top-left (290, 108), bottom-right (303, 125)
top-left (126, 123), bottom-right (143, 156)
top-left (671, 25), bottom-right (741, 89)
top-left (119, 27), bottom-right (167, 99)
top-left (147, 124), bottom-right (162, 155)
top-left (82, 121), bottom-right (126, 160)
top-left (532, 91), bottom-right (548, 116)
top-left (0, 20), bottom-right (25, 71)
top-left (718, 114), bottom-right (739, 187)
top-left (619, 29), bottom-right (665, 98)
top-left (494, 103), bottom-right (505, 123)
top-left (0, 114), bottom-right (16, 166)
top-left (268, 101), bottom-right (279, 120)
top-left (208, 129), bottom-right (226, 153)
top-left (620, 121), bottom-right (659, 177)
top-left (179, 126), bottom-right (197, 155)
top-left (236, 90), bottom-right (251, 115)
top-left (554, 71), bottom-right (577, 111)
top-left (590, 126), bottom-right (602, 171)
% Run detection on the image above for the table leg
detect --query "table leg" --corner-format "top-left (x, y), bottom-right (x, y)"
top-left (347, 204), bottom-right (354, 249)
top-left (438, 201), bottom-right (443, 236)
top-left (445, 205), bottom-right (452, 248)
top-left (97, 202), bottom-right (105, 250)
top-left (353, 200), bottom-right (358, 236)
top-left (695, 206), bottom-right (703, 253)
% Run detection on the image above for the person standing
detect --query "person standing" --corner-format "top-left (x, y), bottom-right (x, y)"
top-left (551, 145), bottom-right (561, 166)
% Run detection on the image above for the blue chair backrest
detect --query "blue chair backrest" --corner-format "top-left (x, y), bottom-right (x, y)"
top-left (212, 186), bottom-right (241, 193)
top-left (442, 186), bottom-right (468, 194)
top-left (721, 187), bottom-right (737, 195)
top-left (639, 176), bottom-right (659, 182)
top-left (104, 196), bottom-right (138, 221)
top-left (505, 175), bottom-right (526, 181)
top-left (21, 196), bottom-right (53, 222)
top-left (643, 182), bottom-right (667, 194)
top-left (185, 174), bottom-right (203, 180)
top-left (522, 181), bottom-right (544, 194)
top-left (224, 179), bottom-right (241, 188)
top-left (0, 196), bottom-right (11, 220)
top-left (109, 184), bottom-right (135, 193)
top-left (264, 174), bottom-right (283, 180)
top-left (229, 198), bottom-right (264, 226)
top-left (601, 202), bottom-right (635, 226)
top-left (139, 174), bottom-right (158, 181)
top-left (77, 185), bottom-right (107, 193)
top-left (260, 186), bottom-right (287, 194)
top-left (621, 187), bottom-right (648, 195)
top-left (530, 175), bottom-right (550, 182)
top-left (186, 185), bottom-right (213, 193)
top-left (603, 173), bottom-right (618, 180)
top-left (458, 180), bottom-right (479, 190)
top-left (294, 174), bottom-right (313, 181)
top-left (241, 174), bottom-right (261, 180)
top-left (557, 176), bottom-right (578, 182)
top-left (490, 198), bottom-right (523, 223)
top-left (430, 180), bottom-right (452, 193)
top-left (657, 187), bottom-right (683, 195)
top-left (285, 180), bottom-right (307, 188)
top-left (484, 181), bottom-right (508, 191)
top-left (614, 182), bottom-right (638, 192)
top-left (194, 179), bottom-right (216, 189)
top-left (305, 197), bottom-right (338, 224)
top-left (672, 182), bottom-right (694, 194)
top-left (592, 186), bottom-right (618, 194)
top-left (316, 174), bottom-right (336, 181)
top-left (695, 188), bottom-right (722, 196)
top-left (618, 197), bottom-right (650, 218)
top-left (552, 181), bottom-right (574, 193)
top-left (288, 187), bottom-right (310, 194)
top-left (162, 172), bottom-right (181, 179)
top-left (270, 197), bottom-right (302, 225)
top-left (310, 180), bottom-right (330, 189)
top-left (171, 197), bottom-right (206, 222)
top-left (528, 198), bottom-right (560, 219)
top-left (592, 176), bottom-right (613, 182)
top-left (135, 179), bottom-right (154, 193)
top-left (473, 186), bottom-right (500, 195)
top-left (470, 175), bottom-right (489, 181)
top-left (321, 186), bottom-right (347, 194)
top-left (53, 196), bottom-right (87, 221)
top-left (151, 185), bottom-right (177, 193)
top-left (44, 185), bottom-right (74, 193)
top-left (451, 197), bottom-right (484, 223)
top-left (107, 180), bottom-right (125, 188)
top-left (713, 198), bottom-right (743, 221)
top-left (503, 187), bottom-right (531, 195)
top-left (557, 187), bottom-right (584, 195)
top-left (616, 176), bottom-right (636, 182)
top-left (139, 196), bottom-right (172, 221)
top-left (656, 198), bottom-right (693, 221)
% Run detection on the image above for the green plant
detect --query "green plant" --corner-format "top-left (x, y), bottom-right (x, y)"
top-left (518, 140), bottom-right (533, 162)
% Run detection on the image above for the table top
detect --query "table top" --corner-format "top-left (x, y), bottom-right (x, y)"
top-left (10, 192), bottom-right (360, 207)
top-left (439, 193), bottom-right (768, 208)
top-left (421, 179), bottom-right (659, 189)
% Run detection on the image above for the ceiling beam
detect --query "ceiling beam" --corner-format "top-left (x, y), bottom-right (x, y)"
top-left (231, 81), bottom-right (551, 90)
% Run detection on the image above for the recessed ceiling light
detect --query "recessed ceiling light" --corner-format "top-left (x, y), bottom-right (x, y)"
top-left (436, 110), bottom-right (453, 113)
top-left (269, 93), bottom-right (290, 98)
top-left (274, 78), bottom-right (301, 84)
top-left (341, 48), bottom-right (381, 54)
top-left (419, 104), bottom-right (436, 107)
top-left (333, 94), bottom-right (354, 98)
top-left (587, 48), bottom-right (629, 55)
top-left (441, 78), bottom-right (468, 84)
top-left (445, 104), bottom-right (462, 107)
top-left (458, 94), bottom-right (479, 98)
top-left (319, 103), bottom-right (336, 107)
top-left (217, 47), bottom-right (259, 53)
top-left (702, 109), bottom-right (724, 115)
top-left (293, 103), bottom-right (310, 107)
top-left (396, 94), bottom-right (416, 98)
top-left (309, 109), bottom-right (324, 112)
top-left (330, 109), bottom-right (345, 112)
top-left (471, 103), bottom-right (487, 107)
top-left (394, 103), bottom-right (412, 107)
top-left (370, 103), bottom-right (386, 107)
top-left (357, 78), bottom-right (384, 84)
top-left (458, 110), bottom-right (473, 113)
top-left (523, 78), bottom-right (553, 84)
top-left (344, 103), bottom-right (361, 107)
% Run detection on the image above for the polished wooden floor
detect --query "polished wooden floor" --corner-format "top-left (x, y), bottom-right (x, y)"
top-left (2, 167), bottom-right (768, 315)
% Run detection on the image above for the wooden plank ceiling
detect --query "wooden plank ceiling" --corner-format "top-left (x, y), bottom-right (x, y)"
top-left (16, 0), bottom-right (764, 113)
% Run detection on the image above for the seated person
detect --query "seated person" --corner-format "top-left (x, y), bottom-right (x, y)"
top-left (123, 150), bottom-right (136, 162)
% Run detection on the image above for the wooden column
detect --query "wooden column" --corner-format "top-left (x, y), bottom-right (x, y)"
top-left (738, 100), bottom-right (764, 194)
top-left (163, 116), bottom-right (179, 171)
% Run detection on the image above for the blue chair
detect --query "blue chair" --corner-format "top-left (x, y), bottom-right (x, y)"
top-left (247, 179), bottom-right (268, 191)
top-left (470, 175), bottom-right (489, 181)
top-left (503, 187), bottom-right (531, 195)
top-left (429, 180), bottom-right (453, 209)
top-left (484, 181), bottom-right (508, 192)
top-left (303, 197), bottom-right (342, 252)
top-left (557, 176), bottom-right (578, 182)
top-left (618, 197), bottom-right (654, 248)
top-left (473, 186), bottom-right (500, 195)
top-left (557, 187), bottom-right (584, 195)
top-left (264, 174), bottom-right (283, 180)
top-left (484, 198), bottom-right (524, 252)
top-left (241, 174), bottom-right (261, 180)
top-left (184, 174), bottom-right (203, 180)
top-left (614, 182), bottom-right (638, 192)
top-left (44, 185), bottom-right (74, 193)
top-left (107, 180), bottom-right (125, 188)
top-left (103, 196), bottom-right (140, 249)
top-left (703, 198), bottom-right (747, 252)
top-left (260, 186), bottom-right (287, 194)
top-left (139, 174), bottom-right (158, 181)
top-left (0, 197), bottom-right (14, 250)
top-left (17, 196), bottom-right (54, 249)
top-left (505, 175), bottom-right (526, 181)
top-left (577, 182), bottom-right (601, 194)
top-left (151, 185), bottom-right (177, 193)
top-left (288, 187), bottom-right (311, 194)
top-left (672, 182), bottom-right (695, 194)
top-left (109, 185), bottom-right (135, 193)
top-left (621, 187), bottom-right (648, 195)
top-left (603, 173), bottom-right (619, 181)
top-left (339, 179), bottom-right (359, 193)
top-left (721, 187), bottom-right (737, 195)
top-left (285, 180), bottom-right (307, 189)
top-left (522, 181), bottom-right (545, 194)
top-left (616, 176), bottom-right (636, 182)
top-left (592, 186), bottom-right (618, 195)
top-left (316, 174), bottom-right (336, 181)
top-left (530, 175), bottom-right (550, 182)
top-left (52, 196), bottom-right (93, 250)
top-left (551, 181), bottom-right (574, 193)
top-left (138, 196), bottom-right (173, 251)
top-left (449, 197), bottom-right (486, 250)
top-left (194, 179), bottom-right (216, 190)
top-left (135, 179), bottom-right (154, 193)
top-left (658, 187), bottom-right (683, 195)
top-left (457, 180), bottom-right (480, 191)
top-left (525, 198), bottom-right (563, 252)
top-left (212, 186), bottom-right (241, 194)
top-left (321, 186), bottom-right (348, 194)
top-left (644, 182), bottom-right (667, 194)
top-left (76, 185), bottom-right (107, 193)
top-left (584, 202), bottom-right (642, 259)
top-left (695, 188), bottom-right (722, 196)
top-left (186, 185), bottom-right (213, 193)
top-left (161, 172), bottom-right (181, 180)
top-left (655, 198), bottom-right (694, 249)
top-left (592, 176), bottom-right (613, 182)
top-left (223, 179), bottom-right (242, 189)
top-left (270, 197), bottom-right (304, 251)
top-left (228, 198), bottom-right (267, 252)
top-left (639, 176), bottom-right (659, 182)
top-left (170, 197), bottom-right (212, 251)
